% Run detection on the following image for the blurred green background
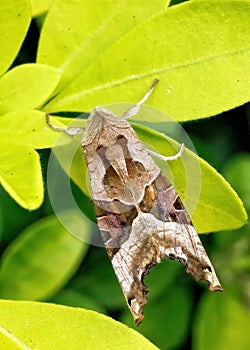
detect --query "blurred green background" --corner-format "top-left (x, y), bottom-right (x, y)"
top-left (0, 1), bottom-right (249, 349)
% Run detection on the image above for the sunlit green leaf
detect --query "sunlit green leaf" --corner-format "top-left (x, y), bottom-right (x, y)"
top-left (0, 142), bottom-right (43, 210)
top-left (30, 0), bottom-right (52, 16)
top-left (0, 0), bottom-right (31, 76)
top-left (42, 1), bottom-right (250, 121)
top-left (0, 327), bottom-right (27, 350)
top-left (37, 0), bottom-right (164, 93)
top-left (0, 300), bottom-right (159, 350)
top-left (0, 64), bottom-right (61, 115)
top-left (0, 110), bottom-right (70, 149)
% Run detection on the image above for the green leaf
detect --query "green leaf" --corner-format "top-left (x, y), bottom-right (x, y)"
top-left (71, 247), bottom-right (125, 310)
top-left (49, 289), bottom-right (106, 314)
top-left (0, 112), bottom-right (69, 210)
top-left (0, 186), bottom-right (40, 244)
top-left (122, 282), bottom-right (193, 349)
top-left (50, 134), bottom-right (89, 196)
top-left (0, 0), bottom-right (31, 76)
top-left (213, 224), bottom-right (250, 289)
top-left (192, 0), bottom-right (250, 2)
top-left (0, 110), bottom-right (70, 149)
top-left (133, 123), bottom-right (247, 232)
top-left (30, 0), bottom-right (53, 17)
top-left (0, 300), bottom-right (159, 350)
top-left (37, 0), bottom-right (164, 93)
top-left (0, 64), bottom-right (61, 115)
top-left (0, 214), bottom-right (89, 300)
top-left (45, 115), bottom-right (89, 195)
top-left (223, 152), bottom-right (250, 211)
top-left (193, 292), bottom-right (250, 350)
top-left (42, 1), bottom-right (250, 121)
top-left (0, 142), bottom-right (43, 210)
top-left (0, 327), bottom-right (27, 350)
top-left (143, 259), bottom-right (182, 302)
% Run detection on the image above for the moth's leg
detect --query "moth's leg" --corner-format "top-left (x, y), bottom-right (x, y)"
top-left (147, 143), bottom-right (185, 161)
top-left (121, 79), bottom-right (159, 119)
top-left (45, 114), bottom-right (85, 136)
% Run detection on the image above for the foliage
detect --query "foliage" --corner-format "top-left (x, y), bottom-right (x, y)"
top-left (0, 300), bottom-right (158, 350)
top-left (0, 0), bottom-right (249, 349)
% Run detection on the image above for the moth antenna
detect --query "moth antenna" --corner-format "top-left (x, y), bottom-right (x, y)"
top-left (147, 143), bottom-right (185, 161)
top-left (46, 114), bottom-right (67, 132)
top-left (121, 79), bottom-right (159, 119)
top-left (45, 113), bottom-right (85, 136)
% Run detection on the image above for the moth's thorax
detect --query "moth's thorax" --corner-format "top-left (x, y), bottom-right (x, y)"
top-left (83, 107), bottom-right (136, 159)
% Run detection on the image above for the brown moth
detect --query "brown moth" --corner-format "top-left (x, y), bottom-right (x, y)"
top-left (46, 80), bottom-right (222, 325)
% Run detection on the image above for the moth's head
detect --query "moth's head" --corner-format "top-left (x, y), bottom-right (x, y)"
top-left (91, 107), bottom-right (120, 121)
top-left (87, 107), bottom-right (129, 129)
top-left (83, 107), bottom-right (130, 145)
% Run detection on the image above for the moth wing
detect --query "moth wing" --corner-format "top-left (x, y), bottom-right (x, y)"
top-left (97, 171), bottom-right (222, 325)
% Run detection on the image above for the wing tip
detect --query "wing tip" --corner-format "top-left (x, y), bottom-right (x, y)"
top-left (209, 283), bottom-right (223, 292)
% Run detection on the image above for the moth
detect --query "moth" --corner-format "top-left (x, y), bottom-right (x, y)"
top-left (46, 80), bottom-right (222, 325)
